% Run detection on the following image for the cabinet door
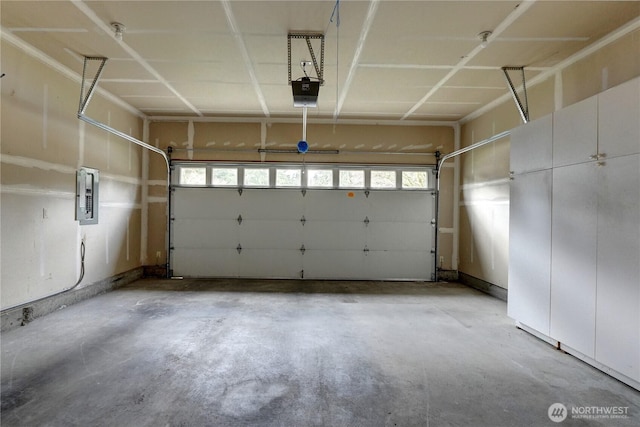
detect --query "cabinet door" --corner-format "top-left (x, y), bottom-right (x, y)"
top-left (550, 162), bottom-right (598, 357)
top-left (595, 154), bottom-right (640, 382)
top-left (553, 96), bottom-right (598, 168)
top-left (598, 77), bottom-right (640, 158)
top-left (508, 169), bottom-right (552, 335)
top-left (510, 114), bottom-right (553, 175)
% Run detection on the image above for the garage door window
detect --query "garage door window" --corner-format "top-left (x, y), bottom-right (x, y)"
top-left (339, 170), bottom-right (365, 188)
top-left (173, 163), bottom-right (433, 191)
top-left (402, 171), bottom-right (428, 189)
top-left (244, 168), bottom-right (270, 187)
top-left (371, 170), bottom-right (396, 189)
top-left (307, 169), bottom-right (333, 187)
top-left (276, 169), bottom-right (302, 187)
top-left (211, 168), bottom-right (238, 186)
top-left (180, 167), bottom-right (206, 186)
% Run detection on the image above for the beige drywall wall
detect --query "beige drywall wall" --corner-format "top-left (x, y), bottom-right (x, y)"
top-left (147, 121), bottom-right (456, 271)
top-left (459, 28), bottom-right (640, 289)
top-left (1, 40), bottom-right (144, 309)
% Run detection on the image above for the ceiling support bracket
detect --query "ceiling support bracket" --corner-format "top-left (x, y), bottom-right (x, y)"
top-left (502, 66), bottom-right (529, 124)
top-left (288, 32), bottom-right (325, 85)
top-left (78, 56), bottom-right (108, 115)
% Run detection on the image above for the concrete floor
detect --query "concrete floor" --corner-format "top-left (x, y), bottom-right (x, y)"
top-left (1, 279), bottom-right (638, 426)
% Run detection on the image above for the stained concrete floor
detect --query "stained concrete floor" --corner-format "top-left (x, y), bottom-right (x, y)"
top-left (1, 279), bottom-right (639, 427)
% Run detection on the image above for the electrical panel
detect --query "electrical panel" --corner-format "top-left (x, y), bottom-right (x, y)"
top-left (76, 167), bottom-right (99, 225)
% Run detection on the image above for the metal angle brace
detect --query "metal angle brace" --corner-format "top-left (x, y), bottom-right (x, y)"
top-left (502, 66), bottom-right (529, 124)
top-left (78, 56), bottom-right (108, 115)
top-left (288, 32), bottom-right (325, 85)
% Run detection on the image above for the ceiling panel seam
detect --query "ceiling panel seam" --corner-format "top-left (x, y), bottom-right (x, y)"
top-left (333, 0), bottom-right (380, 120)
top-left (359, 64), bottom-right (550, 72)
top-left (401, 0), bottom-right (538, 121)
top-left (70, 0), bottom-right (204, 117)
top-left (221, 0), bottom-right (270, 118)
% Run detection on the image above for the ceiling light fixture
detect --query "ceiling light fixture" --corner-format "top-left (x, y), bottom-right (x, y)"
top-left (478, 30), bottom-right (492, 48)
top-left (111, 22), bottom-right (125, 41)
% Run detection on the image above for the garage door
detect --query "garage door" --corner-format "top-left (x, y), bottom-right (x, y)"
top-left (170, 163), bottom-right (436, 280)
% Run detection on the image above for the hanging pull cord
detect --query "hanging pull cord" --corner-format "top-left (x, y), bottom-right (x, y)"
top-left (327, 0), bottom-right (340, 30)
top-left (325, 0), bottom-right (341, 122)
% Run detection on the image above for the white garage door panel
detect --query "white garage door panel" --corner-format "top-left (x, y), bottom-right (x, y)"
top-left (367, 251), bottom-right (431, 279)
top-left (173, 219), bottom-right (237, 248)
top-left (303, 221), bottom-right (366, 250)
top-left (174, 188), bottom-right (240, 219)
top-left (239, 221), bottom-right (302, 249)
top-left (304, 191), bottom-right (368, 221)
top-left (368, 192), bottom-right (433, 222)
top-left (303, 250), bottom-right (366, 279)
top-left (173, 248), bottom-right (239, 277)
top-left (239, 250), bottom-right (302, 278)
top-left (240, 190), bottom-right (304, 220)
top-left (367, 222), bottom-right (431, 251)
top-left (171, 177), bottom-right (435, 280)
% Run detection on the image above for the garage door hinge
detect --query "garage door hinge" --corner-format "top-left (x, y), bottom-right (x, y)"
top-left (237, 215), bottom-right (243, 225)
top-left (300, 244), bottom-right (306, 254)
top-left (237, 244), bottom-right (242, 254)
top-left (363, 246), bottom-right (370, 254)
top-left (364, 190), bottom-right (370, 198)
top-left (363, 216), bottom-right (370, 226)
top-left (301, 189), bottom-right (307, 197)
top-left (300, 215), bottom-right (306, 225)
top-left (300, 269), bottom-right (304, 279)
top-left (238, 188), bottom-right (243, 196)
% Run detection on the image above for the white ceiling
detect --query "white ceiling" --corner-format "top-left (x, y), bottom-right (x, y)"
top-left (2, 0), bottom-right (639, 123)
